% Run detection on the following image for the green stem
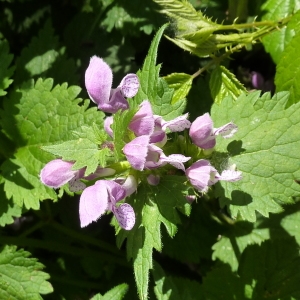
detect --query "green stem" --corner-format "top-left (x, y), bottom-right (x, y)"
top-left (19, 221), bottom-right (45, 238)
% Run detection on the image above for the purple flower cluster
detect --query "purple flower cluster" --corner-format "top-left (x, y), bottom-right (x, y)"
top-left (40, 56), bottom-right (242, 232)
top-left (122, 100), bottom-right (191, 171)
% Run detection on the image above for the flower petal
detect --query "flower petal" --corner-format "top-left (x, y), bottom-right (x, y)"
top-left (214, 122), bottom-right (238, 138)
top-left (185, 159), bottom-right (217, 192)
top-left (161, 113), bottom-right (191, 132)
top-left (40, 159), bottom-right (77, 188)
top-left (100, 88), bottom-right (129, 113)
top-left (128, 100), bottom-right (154, 136)
top-left (104, 116), bottom-right (113, 137)
top-left (119, 74), bottom-right (139, 98)
top-left (189, 113), bottom-right (216, 149)
top-left (144, 144), bottom-right (163, 169)
top-left (123, 135), bottom-right (150, 170)
top-left (216, 170), bottom-right (242, 182)
top-left (121, 175), bottom-right (138, 197)
top-left (113, 203), bottom-right (135, 230)
top-left (69, 178), bottom-right (86, 192)
top-left (104, 180), bottom-right (126, 205)
top-left (160, 154), bottom-right (191, 171)
top-left (79, 181), bottom-right (109, 227)
top-left (85, 56), bottom-right (112, 106)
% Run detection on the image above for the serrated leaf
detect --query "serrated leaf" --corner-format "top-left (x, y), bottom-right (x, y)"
top-left (0, 245), bottom-right (53, 299)
top-left (116, 176), bottom-right (191, 300)
top-left (41, 125), bottom-right (111, 175)
top-left (164, 73), bottom-right (193, 104)
top-left (211, 91), bottom-right (300, 222)
top-left (275, 22), bottom-right (300, 107)
top-left (14, 20), bottom-right (78, 86)
top-left (238, 238), bottom-right (300, 299)
top-left (204, 238), bottom-right (300, 299)
top-left (91, 283), bottom-right (128, 300)
top-left (209, 65), bottom-right (247, 104)
top-left (200, 263), bottom-right (245, 299)
top-left (153, 0), bottom-right (216, 35)
top-left (212, 220), bottom-right (270, 271)
top-left (0, 39), bottom-right (14, 96)
top-left (134, 24), bottom-right (186, 120)
top-left (101, 1), bottom-right (161, 36)
top-left (134, 24), bottom-right (166, 105)
top-left (0, 78), bottom-right (104, 209)
top-left (0, 181), bottom-right (22, 227)
top-left (152, 78), bottom-right (186, 120)
top-left (261, 0), bottom-right (300, 64)
top-left (212, 201), bottom-right (300, 271)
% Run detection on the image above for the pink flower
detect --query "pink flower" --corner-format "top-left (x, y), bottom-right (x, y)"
top-left (40, 159), bottom-right (86, 192)
top-left (128, 100), bottom-right (191, 146)
top-left (40, 159), bottom-right (115, 192)
top-left (79, 180), bottom-right (135, 230)
top-left (186, 159), bottom-right (242, 192)
top-left (85, 56), bottom-right (139, 113)
top-left (185, 159), bottom-right (218, 192)
top-left (189, 113), bottom-right (237, 149)
top-left (123, 136), bottom-right (190, 171)
top-left (128, 100), bottom-right (155, 136)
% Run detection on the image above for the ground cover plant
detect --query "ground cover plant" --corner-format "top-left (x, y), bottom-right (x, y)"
top-left (1, 0), bottom-right (300, 299)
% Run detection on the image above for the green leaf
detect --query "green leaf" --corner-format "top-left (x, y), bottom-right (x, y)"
top-left (152, 261), bottom-right (204, 300)
top-left (261, 0), bottom-right (300, 64)
top-left (164, 73), bottom-right (193, 104)
top-left (209, 65), bottom-right (247, 104)
top-left (211, 91), bottom-right (300, 222)
top-left (0, 245), bottom-right (53, 299)
top-left (212, 219), bottom-right (270, 271)
top-left (204, 238), bottom-right (300, 299)
top-left (0, 39), bottom-right (14, 96)
top-left (0, 78), bottom-right (104, 209)
top-left (14, 20), bottom-right (78, 86)
top-left (212, 201), bottom-right (300, 271)
top-left (0, 181), bottom-right (22, 227)
top-left (275, 19), bottom-right (300, 107)
top-left (200, 263), bottom-right (245, 299)
top-left (42, 126), bottom-right (111, 175)
top-left (134, 24), bottom-right (186, 120)
top-left (152, 78), bottom-right (186, 120)
top-left (101, 0), bottom-right (161, 36)
top-left (134, 24), bottom-right (165, 104)
top-left (238, 238), bottom-right (300, 299)
top-left (116, 176), bottom-right (191, 300)
top-left (91, 283), bottom-right (128, 300)
top-left (154, 0), bottom-right (287, 58)
top-left (152, 0), bottom-right (216, 35)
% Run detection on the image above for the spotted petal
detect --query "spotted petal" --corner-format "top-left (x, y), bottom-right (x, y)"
top-left (119, 74), bottom-right (139, 98)
top-left (113, 203), bottom-right (135, 230)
